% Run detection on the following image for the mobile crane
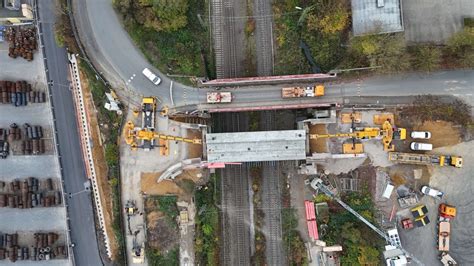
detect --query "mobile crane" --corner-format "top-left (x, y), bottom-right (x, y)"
top-left (310, 178), bottom-right (422, 265)
top-left (124, 121), bottom-right (202, 151)
top-left (309, 120), bottom-right (406, 151)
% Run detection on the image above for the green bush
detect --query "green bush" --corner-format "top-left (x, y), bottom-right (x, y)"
top-left (147, 246), bottom-right (179, 266)
top-left (195, 174), bottom-right (220, 265)
top-left (411, 46), bottom-right (442, 72)
top-left (156, 196), bottom-right (179, 223)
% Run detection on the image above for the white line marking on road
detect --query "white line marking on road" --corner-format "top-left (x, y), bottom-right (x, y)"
top-left (169, 81), bottom-right (174, 106)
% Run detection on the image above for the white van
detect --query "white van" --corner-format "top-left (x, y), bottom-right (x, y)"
top-left (410, 142), bottom-right (433, 151)
top-left (411, 131), bottom-right (431, 139)
top-left (142, 68), bottom-right (161, 85)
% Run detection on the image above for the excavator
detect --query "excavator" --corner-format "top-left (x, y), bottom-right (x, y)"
top-left (310, 120), bottom-right (406, 151)
top-left (124, 121), bottom-right (202, 151)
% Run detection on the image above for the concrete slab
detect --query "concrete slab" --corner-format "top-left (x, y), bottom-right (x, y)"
top-left (402, 0), bottom-right (474, 43)
top-left (206, 130), bottom-right (307, 162)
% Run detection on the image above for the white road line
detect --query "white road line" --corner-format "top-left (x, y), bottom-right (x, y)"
top-left (169, 81), bottom-right (174, 106)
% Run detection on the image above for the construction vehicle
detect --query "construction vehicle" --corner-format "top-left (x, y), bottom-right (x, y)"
top-left (440, 252), bottom-right (457, 265)
top-left (310, 120), bottom-right (406, 151)
top-left (411, 204), bottom-right (430, 227)
top-left (125, 200), bottom-right (138, 216)
top-left (206, 92), bottom-right (232, 103)
top-left (401, 218), bottom-right (414, 230)
top-left (141, 97), bottom-right (157, 129)
top-left (388, 152), bottom-right (463, 168)
top-left (310, 178), bottom-right (422, 265)
top-left (124, 121), bottom-right (202, 151)
top-left (282, 85), bottom-right (324, 98)
top-left (438, 221), bottom-right (451, 252)
top-left (438, 204), bottom-right (456, 256)
top-left (439, 203), bottom-right (456, 220)
top-left (132, 231), bottom-right (145, 263)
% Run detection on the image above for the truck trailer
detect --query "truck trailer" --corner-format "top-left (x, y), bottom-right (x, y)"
top-left (388, 152), bottom-right (463, 168)
top-left (206, 92), bottom-right (232, 103)
top-left (282, 85), bottom-right (324, 98)
top-left (438, 221), bottom-right (450, 252)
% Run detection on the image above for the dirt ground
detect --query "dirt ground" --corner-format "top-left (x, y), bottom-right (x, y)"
top-left (80, 70), bottom-right (118, 257)
top-left (309, 124), bottom-right (328, 153)
top-left (412, 121), bottom-right (461, 148)
top-left (141, 170), bottom-right (202, 201)
top-left (186, 129), bottom-right (204, 158)
top-left (145, 208), bottom-right (178, 251)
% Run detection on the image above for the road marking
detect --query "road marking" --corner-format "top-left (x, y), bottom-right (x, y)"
top-left (169, 81), bottom-right (174, 106)
top-left (357, 79), bottom-right (361, 97)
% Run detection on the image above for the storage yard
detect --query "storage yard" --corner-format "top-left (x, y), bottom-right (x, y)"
top-left (0, 24), bottom-right (70, 265)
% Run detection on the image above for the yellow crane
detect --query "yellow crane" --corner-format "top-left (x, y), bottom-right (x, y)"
top-left (124, 121), bottom-right (202, 151)
top-left (310, 121), bottom-right (406, 151)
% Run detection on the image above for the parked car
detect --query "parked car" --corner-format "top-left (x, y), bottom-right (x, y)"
top-left (421, 185), bottom-right (444, 199)
top-left (411, 131), bottom-right (431, 139)
top-left (142, 68), bottom-right (161, 85)
top-left (410, 142), bottom-right (433, 151)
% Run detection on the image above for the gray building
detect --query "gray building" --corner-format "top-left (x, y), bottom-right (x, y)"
top-left (351, 0), bottom-right (404, 36)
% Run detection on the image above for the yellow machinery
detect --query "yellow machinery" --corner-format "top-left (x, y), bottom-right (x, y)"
top-left (142, 97), bottom-right (157, 129)
top-left (310, 120), bottom-right (406, 151)
top-left (124, 121), bottom-right (202, 151)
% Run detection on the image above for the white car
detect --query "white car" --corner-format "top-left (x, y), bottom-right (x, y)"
top-left (142, 68), bottom-right (161, 85)
top-left (410, 142), bottom-right (433, 151)
top-left (421, 185), bottom-right (444, 199)
top-left (411, 131), bottom-right (431, 139)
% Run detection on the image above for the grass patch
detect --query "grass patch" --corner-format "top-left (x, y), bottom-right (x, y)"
top-left (156, 196), bottom-right (179, 224)
top-left (194, 174), bottom-right (220, 265)
top-left (250, 166), bottom-right (266, 265)
top-left (146, 246), bottom-right (179, 266)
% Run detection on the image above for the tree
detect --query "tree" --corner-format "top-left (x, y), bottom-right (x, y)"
top-left (358, 246), bottom-right (380, 265)
top-left (306, 0), bottom-right (349, 34)
top-left (350, 33), bottom-right (410, 72)
top-left (114, 0), bottom-right (189, 32)
top-left (412, 46), bottom-right (442, 72)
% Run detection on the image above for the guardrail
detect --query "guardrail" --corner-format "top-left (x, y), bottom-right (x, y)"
top-left (68, 54), bottom-right (112, 258)
top-left (32, 1), bottom-right (75, 265)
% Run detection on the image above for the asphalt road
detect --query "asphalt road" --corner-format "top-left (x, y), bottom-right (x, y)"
top-left (38, 1), bottom-right (102, 265)
top-left (73, 0), bottom-right (474, 112)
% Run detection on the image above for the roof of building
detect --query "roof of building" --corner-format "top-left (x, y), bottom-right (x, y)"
top-left (206, 130), bottom-right (307, 163)
top-left (351, 0), bottom-right (404, 36)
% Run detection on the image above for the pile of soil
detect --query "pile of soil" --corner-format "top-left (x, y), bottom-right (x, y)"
top-left (413, 121), bottom-right (461, 148)
top-left (309, 124), bottom-right (328, 153)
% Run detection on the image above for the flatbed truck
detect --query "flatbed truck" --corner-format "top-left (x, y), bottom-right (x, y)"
top-left (282, 85), bottom-right (324, 98)
top-left (388, 152), bottom-right (463, 168)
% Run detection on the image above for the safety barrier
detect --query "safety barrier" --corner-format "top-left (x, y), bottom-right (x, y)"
top-left (68, 54), bottom-right (112, 258)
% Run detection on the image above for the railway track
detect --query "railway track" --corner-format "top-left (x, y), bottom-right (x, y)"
top-left (259, 111), bottom-right (285, 265)
top-left (254, 0), bottom-right (274, 76)
top-left (211, 0), bottom-right (225, 78)
top-left (217, 112), bottom-right (252, 265)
